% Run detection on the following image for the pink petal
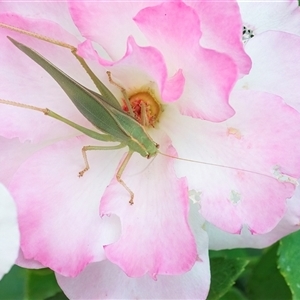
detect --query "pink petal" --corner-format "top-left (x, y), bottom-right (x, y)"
top-left (9, 136), bottom-right (123, 276)
top-left (0, 14), bottom-right (95, 142)
top-left (161, 90), bottom-right (300, 234)
top-left (0, 2), bottom-right (81, 39)
top-left (189, 0), bottom-right (251, 75)
top-left (68, 1), bottom-right (156, 60)
top-left (70, 1), bottom-right (238, 121)
top-left (237, 31), bottom-right (300, 113)
top-left (134, 1), bottom-right (237, 121)
top-left (162, 69), bottom-right (185, 102)
top-left (0, 184), bottom-right (20, 280)
top-left (100, 134), bottom-right (197, 278)
top-left (0, 137), bottom-right (43, 185)
top-left (238, 0), bottom-right (300, 36)
top-left (16, 249), bottom-right (44, 269)
top-left (57, 257), bottom-right (209, 299)
top-left (77, 36), bottom-right (184, 104)
top-left (208, 186), bottom-right (300, 249)
top-left (56, 200), bottom-right (210, 299)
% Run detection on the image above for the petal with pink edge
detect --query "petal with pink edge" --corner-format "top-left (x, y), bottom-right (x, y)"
top-left (237, 31), bottom-right (300, 113)
top-left (68, 1), bottom-right (157, 60)
top-left (9, 136), bottom-right (123, 277)
top-left (0, 2), bottom-right (81, 39)
top-left (56, 199), bottom-right (210, 299)
top-left (161, 90), bottom-right (300, 234)
top-left (207, 184), bottom-right (300, 250)
top-left (189, 0), bottom-right (251, 76)
top-left (77, 36), bottom-right (184, 103)
top-left (100, 133), bottom-right (197, 278)
top-left (16, 249), bottom-right (44, 269)
top-left (134, 1), bottom-right (237, 121)
top-left (204, 193), bottom-right (300, 250)
top-left (0, 14), bottom-right (96, 142)
top-left (56, 256), bottom-right (209, 300)
top-left (0, 184), bottom-right (20, 280)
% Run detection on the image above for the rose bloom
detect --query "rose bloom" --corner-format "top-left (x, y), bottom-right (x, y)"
top-left (0, 183), bottom-right (19, 281)
top-left (1, 1), bottom-right (300, 298)
top-left (208, 0), bottom-right (300, 250)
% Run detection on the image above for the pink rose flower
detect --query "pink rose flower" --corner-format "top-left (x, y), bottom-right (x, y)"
top-left (209, 0), bottom-right (300, 251)
top-left (0, 1), bottom-right (300, 298)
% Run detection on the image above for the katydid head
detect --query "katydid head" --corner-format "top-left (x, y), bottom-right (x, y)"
top-left (106, 71), bottom-right (163, 128)
top-left (146, 143), bottom-right (159, 159)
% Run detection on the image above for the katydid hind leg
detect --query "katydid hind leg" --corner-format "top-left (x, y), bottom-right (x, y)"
top-left (0, 98), bottom-right (115, 142)
top-left (116, 151), bottom-right (135, 205)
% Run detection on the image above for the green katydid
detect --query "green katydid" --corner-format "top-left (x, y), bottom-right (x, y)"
top-left (0, 23), bottom-right (162, 205)
top-left (0, 23), bottom-right (298, 206)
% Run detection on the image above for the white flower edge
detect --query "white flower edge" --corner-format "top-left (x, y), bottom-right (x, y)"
top-left (0, 183), bottom-right (20, 280)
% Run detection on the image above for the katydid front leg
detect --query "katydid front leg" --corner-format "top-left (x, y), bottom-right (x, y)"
top-left (106, 71), bottom-right (135, 117)
top-left (80, 147), bottom-right (135, 204)
top-left (78, 144), bottom-right (125, 177)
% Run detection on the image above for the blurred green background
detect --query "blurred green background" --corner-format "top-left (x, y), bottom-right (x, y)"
top-left (1, 230), bottom-right (300, 300)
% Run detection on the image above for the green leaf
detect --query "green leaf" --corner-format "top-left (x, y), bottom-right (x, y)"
top-left (246, 243), bottom-right (292, 300)
top-left (45, 292), bottom-right (68, 300)
top-left (220, 287), bottom-right (248, 300)
top-left (278, 230), bottom-right (300, 300)
top-left (27, 268), bottom-right (62, 300)
top-left (210, 248), bottom-right (262, 259)
top-left (0, 266), bottom-right (64, 300)
top-left (207, 257), bottom-right (248, 300)
top-left (0, 265), bottom-right (27, 300)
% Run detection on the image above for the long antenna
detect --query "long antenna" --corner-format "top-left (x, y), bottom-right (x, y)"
top-left (158, 151), bottom-right (299, 185)
top-left (0, 22), bottom-right (75, 50)
top-left (0, 22), bottom-right (116, 102)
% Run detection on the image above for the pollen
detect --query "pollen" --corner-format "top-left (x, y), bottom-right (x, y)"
top-left (227, 127), bottom-right (242, 139)
top-left (124, 91), bottom-right (162, 127)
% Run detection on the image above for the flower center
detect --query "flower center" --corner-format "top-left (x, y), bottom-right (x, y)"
top-left (123, 91), bottom-right (162, 127)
